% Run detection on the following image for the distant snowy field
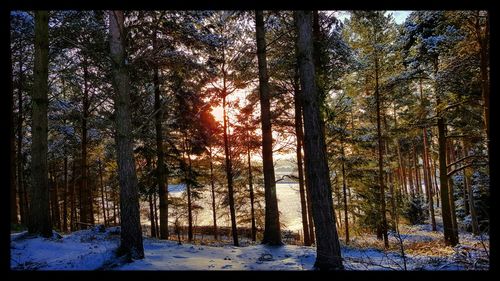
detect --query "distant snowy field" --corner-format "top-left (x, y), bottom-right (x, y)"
top-left (10, 224), bottom-right (489, 270)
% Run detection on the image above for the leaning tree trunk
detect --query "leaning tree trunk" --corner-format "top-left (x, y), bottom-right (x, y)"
top-left (295, 10), bottom-right (343, 270)
top-left (108, 10), bottom-right (144, 259)
top-left (29, 11), bottom-right (52, 237)
top-left (293, 68), bottom-right (311, 246)
top-left (255, 10), bottom-right (281, 245)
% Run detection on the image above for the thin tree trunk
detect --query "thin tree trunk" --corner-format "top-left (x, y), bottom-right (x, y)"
top-left (29, 11), bottom-right (51, 237)
top-left (153, 186), bottom-right (159, 236)
top-left (153, 32), bottom-right (169, 240)
top-left (305, 165), bottom-right (315, 245)
top-left (99, 159), bottom-right (107, 226)
top-left (247, 138), bottom-right (257, 242)
top-left (208, 147), bottom-right (218, 240)
top-left (408, 152), bottom-right (415, 197)
top-left (255, 10), bottom-right (281, 245)
top-left (70, 160), bottom-right (76, 231)
top-left (62, 157), bottom-right (68, 232)
top-left (293, 67), bottom-right (311, 246)
top-left (341, 141), bottom-right (349, 244)
top-left (423, 128), bottom-right (436, 231)
top-left (430, 149), bottom-right (440, 208)
top-left (149, 193), bottom-right (157, 238)
top-left (447, 140), bottom-right (459, 242)
top-left (221, 46), bottom-right (239, 246)
top-left (184, 138), bottom-right (194, 242)
top-left (109, 10), bottom-right (144, 259)
top-left (465, 167), bottom-right (479, 235)
top-left (413, 145), bottom-right (421, 196)
top-left (295, 10), bottom-right (343, 270)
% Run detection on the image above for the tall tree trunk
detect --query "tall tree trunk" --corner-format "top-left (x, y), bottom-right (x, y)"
top-left (476, 11), bottom-right (490, 157)
top-left (98, 159), bottom-right (107, 226)
top-left (465, 168), bottom-right (479, 235)
top-left (436, 93), bottom-right (458, 246)
top-left (246, 137), bottom-right (257, 242)
top-left (29, 11), bottom-right (51, 237)
top-left (408, 152), bottom-right (415, 197)
top-left (80, 61), bottom-right (93, 228)
top-left (255, 10), bottom-right (281, 245)
top-left (70, 160), bottom-right (76, 231)
top-left (295, 10), bottom-right (343, 270)
top-left (10, 39), bottom-right (19, 225)
top-left (374, 44), bottom-right (389, 248)
top-left (413, 145), bottom-right (421, 196)
top-left (153, 187), bottom-right (159, 236)
top-left (341, 141), bottom-right (349, 244)
top-left (447, 140), bottom-right (459, 243)
top-left (153, 32), bottom-right (169, 240)
top-left (184, 138), bottom-right (194, 242)
top-left (420, 79), bottom-right (436, 231)
top-left (221, 43), bottom-right (239, 246)
top-left (62, 156), bottom-right (68, 232)
top-left (17, 61), bottom-right (27, 225)
top-left (430, 149), bottom-right (440, 207)
top-left (208, 147), bottom-right (218, 240)
top-left (293, 67), bottom-right (311, 246)
top-left (148, 193), bottom-right (156, 237)
top-left (50, 170), bottom-right (61, 230)
top-left (108, 10), bottom-right (144, 259)
top-left (423, 128), bottom-right (436, 231)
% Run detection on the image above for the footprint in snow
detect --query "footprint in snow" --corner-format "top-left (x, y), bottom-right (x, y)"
top-left (172, 255), bottom-right (188, 259)
top-left (221, 264), bottom-right (232, 269)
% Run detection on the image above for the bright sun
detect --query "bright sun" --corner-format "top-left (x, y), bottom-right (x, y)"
top-left (211, 105), bottom-right (224, 123)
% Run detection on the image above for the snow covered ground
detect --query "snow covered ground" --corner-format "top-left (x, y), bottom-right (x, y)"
top-left (10, 224), bottom-right (489, 271)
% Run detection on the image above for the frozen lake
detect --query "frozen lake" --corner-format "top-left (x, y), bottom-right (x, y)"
top-left (140, 183), bottom-right (303, 232)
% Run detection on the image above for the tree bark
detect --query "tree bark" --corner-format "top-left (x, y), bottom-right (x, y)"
top-left (293, 66), bottom-right (311, 246)
top-left (255, 10), bottom-right (282, 245)
top-left (17, 60), bottom-right (27, 225)
top-left (109, 10), bottom-right (144, 259)
top-left (341, 141), bottom-right (349, 244)
top-left (10, 38), bottom-right (19, 225)
top-left (295, 10), bottom-right (343, 270)
top-left (28, 11), bottom-right (52, 237)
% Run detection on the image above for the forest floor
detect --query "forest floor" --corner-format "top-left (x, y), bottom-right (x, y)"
top-left (10, 220), bottom-right (489, 271)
